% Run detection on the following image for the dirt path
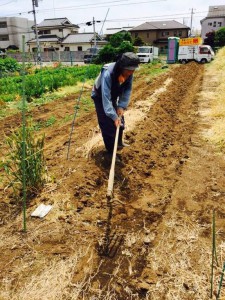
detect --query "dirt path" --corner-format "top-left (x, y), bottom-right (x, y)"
top-left (1, 62), bottom-right (225, 300)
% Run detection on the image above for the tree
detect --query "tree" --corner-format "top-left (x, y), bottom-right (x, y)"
top-left (95, 45), bottom-right (117, 64)
top-left (204, 31), bottom-right (215, 48)
top-left (215, 27), bottom-right (225, 47)
top-left (133, 36), bottom-right (145, 46)
top-left (117, 41), bottom-right (134, 55)
top-left (109, 32), bottom-right (132, 47)
top-left (95, 32), bottom-right (134, 64)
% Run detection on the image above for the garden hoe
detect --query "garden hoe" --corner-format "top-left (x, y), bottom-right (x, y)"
top-left (107, 123), bottom-right (120, 200)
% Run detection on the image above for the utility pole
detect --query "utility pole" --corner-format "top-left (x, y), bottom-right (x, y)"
top-left (32, 0), bottom-right (42, 64)
top-left (93, 17), bottom-right (96, 49)
top-left (190, 8), bottom-right (194, 36)
top-left (86, 18), bottom-right (101, 52)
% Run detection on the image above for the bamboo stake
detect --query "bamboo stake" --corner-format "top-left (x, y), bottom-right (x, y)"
top-left (211, 210), bottom-right (218, 298)
top-left (213, 209), bottom-right (219, 266)
top-left (216, 262), bottom-right (225, 300)
top-left (21, 35), bottom-right (27, 232)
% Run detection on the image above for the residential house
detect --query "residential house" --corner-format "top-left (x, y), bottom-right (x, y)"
top-left (62, 32), bottom-right (107, 52)
top-left (129, 20), bottom-right (190, 52)
top-left (0, 17), bottom-right (34, 51)
top-left (201, 5), bottom-right (225, 39)
top-left (27, 18), bottom-right (107, 54)
top-left (27, 17), bottom-right (79, 52)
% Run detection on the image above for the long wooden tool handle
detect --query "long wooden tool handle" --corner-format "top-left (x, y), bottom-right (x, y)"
top-left (107, 124), bottom-right (120, 199)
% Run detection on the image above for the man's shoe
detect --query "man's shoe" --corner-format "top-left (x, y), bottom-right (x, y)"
top-left (117, 141), bottom-right (130, 150)
top-left (103, 152), bottom-right (122, 164)
top-left (115, 155), bottom-right (122, 163)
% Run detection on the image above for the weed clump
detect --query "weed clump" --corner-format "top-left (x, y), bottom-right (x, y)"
top-left (2, 125), bottom-right (46, 199)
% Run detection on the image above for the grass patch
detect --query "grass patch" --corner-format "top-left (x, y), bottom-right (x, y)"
top-left (202, 47), bottom-right (225, 153)
top-left (138, 60), bottom-right (170, 79)
top-left (28, 116), bottom-right (57, 131)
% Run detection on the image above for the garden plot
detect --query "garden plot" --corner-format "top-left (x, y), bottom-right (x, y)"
top-left (1, 55), bottom-right (225, 299)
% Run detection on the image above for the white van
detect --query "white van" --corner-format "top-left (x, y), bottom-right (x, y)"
top-left (178, 45), bottom-right (215, 64)
top-left (136, 46), bottom-right (159, 63)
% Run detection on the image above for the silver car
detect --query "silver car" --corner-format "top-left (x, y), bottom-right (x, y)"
top-left (0, 51), bottom-right (6, 58)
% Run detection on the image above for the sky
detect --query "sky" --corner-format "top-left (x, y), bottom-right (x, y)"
top-left (0, 0), bottom-right (222, 34)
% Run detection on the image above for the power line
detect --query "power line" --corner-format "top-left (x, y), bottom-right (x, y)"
top-left (104, 11), bottom-right (207, 22)
top-left (37, 0), bottom-right (166, 11)
top-left (2, 0), bottom-right (165, 17)
top-left (2, 2), bottom-right (223, 30)
top-left (0, 0), bottom-right (15, 7)
top-left (1, 10), bottom-right (210, 25)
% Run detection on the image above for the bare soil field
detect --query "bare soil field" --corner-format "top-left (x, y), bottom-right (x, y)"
top-left (1, 60), bottom-right (225, 300)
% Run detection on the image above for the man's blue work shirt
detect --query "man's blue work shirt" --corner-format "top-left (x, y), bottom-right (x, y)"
top-left (92, 63), bottom-right (133, 121)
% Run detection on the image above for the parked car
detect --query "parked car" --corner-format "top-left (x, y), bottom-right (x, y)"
top-left (83, 54), bottom-right (97, 64)
top-left (136, 46), bottom-right (159, 63)
top-left (0, 51), bottom-right (6, 58)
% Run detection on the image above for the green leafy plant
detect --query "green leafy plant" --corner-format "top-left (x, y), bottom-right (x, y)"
top-left (0, 64), bottom-right (101, 102)
top-left (215, 27), bottom-right (225, 47)
top-left (0, 57), bottom-right (21, 77)
top-left (2, 125), bottom-right (46, 198)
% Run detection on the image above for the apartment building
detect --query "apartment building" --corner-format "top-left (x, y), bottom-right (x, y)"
top-left (201, 5), bottom-right (225, 39)
top-left (0, 17), bottom-right (34, 51)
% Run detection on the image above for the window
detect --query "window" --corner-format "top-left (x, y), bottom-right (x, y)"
top-left (135, 32), bottom-right (138, 38)
top-left (64, 47), bottom-right (70, 51)
top-left (199, 46), bottom-right (210, 54)
top-left (218, 22), bottom-right (222, 27)
top-left (208, 22), bottom-right (212, 26)
top-left (0, 22), bottom-right (7, 28)
top-left (78, 46), bottom-right (82, 51)
top-left (147, 32), bottom-right (149, 38)
top-left (179, 31), bottom-right (182, 37)
top-left (59, 29), bottom-right (63, 32)
top-left (162, 31), bottom-right (169, 36)
top-left (38, 30), bottom-right (51, 35)
top-left (213, 21), bottom-right (216, 27)
top-left (174, 31), bottom-right (177, 36)
top-left (0, 35), bottom-right (9, 41)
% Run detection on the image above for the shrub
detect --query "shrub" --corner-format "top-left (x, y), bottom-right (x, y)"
top-left (0, 57), bottom-right (21, 76)
top-left (215, 27), bottom-right (225, 47)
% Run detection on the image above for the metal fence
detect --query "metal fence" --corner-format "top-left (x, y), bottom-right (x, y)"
top-left (7, 51), bottom-right (86, 64)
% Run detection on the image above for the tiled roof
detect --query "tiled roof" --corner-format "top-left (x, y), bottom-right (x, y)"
top-left (37, 18), bottom-right (79, 28)
top-left (207, 5), bottom-right (225, 17)
top-left (63, 33), bottom-right (99, 44)
top-left (105, 27), bottom-right (133, 35)
top-left (130, 20), bottom-right (190, 31)
top-left (28, 35), bottom-right (61, 43)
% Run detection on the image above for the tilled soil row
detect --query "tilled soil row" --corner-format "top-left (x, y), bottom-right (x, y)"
top-left (69, 62), bottom-right (205, 299)
top-left (0, 62), bottom-right (207, 300)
